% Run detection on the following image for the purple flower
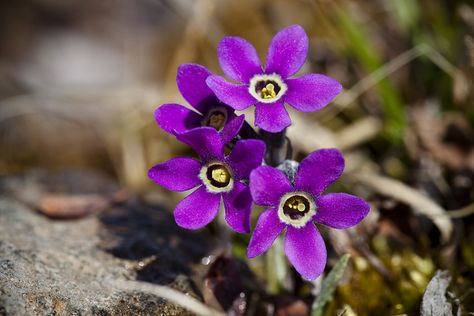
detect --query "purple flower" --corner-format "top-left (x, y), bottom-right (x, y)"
top-left (206, 25), bottom-right (342, 133)
top-left (156, 63), bottom-right (245, 144)
top-left (247, 149), bottom-right (369, 280)
top-left (148, 127), bottom-right (265, 233)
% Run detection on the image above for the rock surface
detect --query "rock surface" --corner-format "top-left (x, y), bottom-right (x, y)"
top-left (0, 170), bottom-right (214, 315)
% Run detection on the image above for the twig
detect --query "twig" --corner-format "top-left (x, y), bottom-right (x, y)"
top-left (111, 279), bottom-right (225, 316)
top-left (288, 111), bottom-right (337, 153)
top-left (337, 310), bottom-right (347, 316)
top-left (335, 116), bottom-right (383, 150)
top-left (324, 44), bottom-right (459, 122)
top-left (336, 46), bottom-right (423, 107)
top-left (289, 114), bottom-right (382, 153)
top-left (418, 44), bottom-right (458, 78)
top-left (355, 242), bottom-right (394, 282)
top-left (346, 172), bottom-right (453, 243)
top-left (446, 203), bottom-right (474, 219)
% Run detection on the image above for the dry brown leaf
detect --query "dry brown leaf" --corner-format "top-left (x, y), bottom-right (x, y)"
top-left (37, 193), bottom-right (111, 219)
top-left (409, 106), bottom-right (473, 170)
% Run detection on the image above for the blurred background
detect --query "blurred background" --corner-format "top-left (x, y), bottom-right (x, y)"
top-left (0, 0), bottom-right (473, 314)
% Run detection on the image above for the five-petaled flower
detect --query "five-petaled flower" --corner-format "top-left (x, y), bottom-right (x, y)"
top-left (156, 63), bottom-right (245, 144)
top-left (247, 149), bottom-right (370, 280)
top-left (148, 127), bottom-right (265, 233)
top-left (206, 25), bottom-right (343, 133)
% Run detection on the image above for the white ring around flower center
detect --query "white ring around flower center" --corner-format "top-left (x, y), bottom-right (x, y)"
top-left (248, 73), bottom-right (287, 103)
top-left (199, 161), bottom-right (234, 193)
top-left (277, 191), bottom-right (317, 228)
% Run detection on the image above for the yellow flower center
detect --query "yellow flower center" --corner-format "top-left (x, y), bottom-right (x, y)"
top-left (202, 107), bottom-right (228, 132)
top-left (199, 162), bottom-right (234, 193)
top-left (248, 74), bottom-right (288, 104)
top-left (260, 83), bottom-right (277, 99)
top-left (210, 166), bottom-right (230, 186)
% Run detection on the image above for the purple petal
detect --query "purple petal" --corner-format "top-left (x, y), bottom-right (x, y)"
top-left (284, 224), bottom-right (326, 280)
top-left (206, 75), bottom-right (256, 110)
top-left (294, 149), bottom-right (345, 197)
top-left (177, 63), bottom-right (218, 112)
top-left (247, 208), bottom-right (286, 258)
top-left (225, 139), bottom-right (265, 179)
top-left (249, 166), bottom-right (292, 206)
top-left (218, 36), bottom-right (262, 83)
top-left (285, 74), bottom-right (342, 112)
top-left (176, 127), bottom-right (224, 161)
top-left (155, 104), bottom-right (202, 135)
top-left (265, 25), bottom-right (308, 78)
top-left (223, 182), bottom-right (252, 233)
top-left (174, 186), bottom-right (221, 229)
top-left (254, 100), bottom-right (291, 133)
top-left (220, 112), bottom-right (245, 144)
top-left (148, 157), bottom-right (201, 192)
top-left (314, 193), bottom-right (370, 229)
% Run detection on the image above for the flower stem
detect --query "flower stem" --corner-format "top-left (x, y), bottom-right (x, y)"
top-left (216, 205), bottom-right (231, 249)
top-left (259, 129), bottom-right (293, 167)
top-left (239, 120), bottom-right (261, 140)
top-left (266, 235), bottom-right (288, 294)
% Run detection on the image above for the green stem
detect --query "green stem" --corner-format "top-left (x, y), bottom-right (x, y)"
top-left (266, 235), bottom-right (288, 294)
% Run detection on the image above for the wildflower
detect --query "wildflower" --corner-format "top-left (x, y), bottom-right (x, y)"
top-left (206, 25), bottom-right (342, 133)
top-left (156, 63), bottom-right (245, 144)
top-left (148, 127), bottom-right (265, 233)
top-left (247, 149), bottom-right (370, 280)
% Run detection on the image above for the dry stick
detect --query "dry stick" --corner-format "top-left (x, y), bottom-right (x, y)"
top-left (419, 44), bottom-right (458, 78)
top-left (111, 280), bottom-right (225, 316)
top-left (289, 114), bottom-right (383, 155)
top-left (288, 112), bottom-right (338, 153)
top-left (290, 44), bottom-right (459, 153)
top-left (347, 172), bottom-right (453, 243)
top-left (351, 237), bottom-right (394, 282)
top-left (334, 116), bottom-right (383, 150)
top-left (324, 44), bottom-right (459, 122)
top-left (445, 203), bottom-right (474, 219)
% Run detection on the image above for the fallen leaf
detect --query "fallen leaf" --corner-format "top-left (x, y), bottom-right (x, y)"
top-left (409, 106), bottom-right (473, 170)
top-left (37, 193), bottom-right (111, 219)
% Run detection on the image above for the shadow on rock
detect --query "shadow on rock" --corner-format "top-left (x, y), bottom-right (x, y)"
top-left (98, 201), bottom-right (214, 285)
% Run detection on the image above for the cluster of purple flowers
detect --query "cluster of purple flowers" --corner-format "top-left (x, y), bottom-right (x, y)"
top-left (149, 25), bottom-right (369, 280)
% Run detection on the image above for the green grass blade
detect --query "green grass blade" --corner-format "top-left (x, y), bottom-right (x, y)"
top-left (312, 254), bottom-right (351, 316)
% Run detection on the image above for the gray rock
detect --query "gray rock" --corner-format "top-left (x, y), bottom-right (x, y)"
top-left (0, 172), bottom-right (213, 315)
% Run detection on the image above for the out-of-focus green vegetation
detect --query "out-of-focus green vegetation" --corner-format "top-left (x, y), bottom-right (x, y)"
top-left (334, 6), bottom-right (406, 142)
